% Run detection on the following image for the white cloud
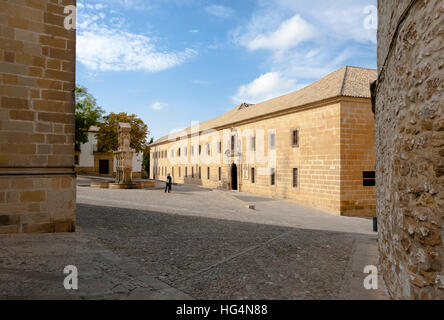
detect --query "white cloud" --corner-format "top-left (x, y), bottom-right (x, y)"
top-left (152, 101), bottom-right (168, 111)
top-left (205, 5), bottom-right (234, 19)
top-left (232, 72), bottom-right (302, 104)
top-left (76, 3), bottom-right (197, 72)
top-left (188, 29), bottom-right (199, 33)
top-left (244, 15), bottom-right (316, 52)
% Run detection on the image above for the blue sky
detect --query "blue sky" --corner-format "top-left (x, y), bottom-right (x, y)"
top-left (76, 0), bottom-right (377, 141)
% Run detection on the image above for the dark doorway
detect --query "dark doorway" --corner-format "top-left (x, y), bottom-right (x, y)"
top-left (99, 160), bottom-right (109, 174)
top-left (231, 163), bottom-right (238, 190)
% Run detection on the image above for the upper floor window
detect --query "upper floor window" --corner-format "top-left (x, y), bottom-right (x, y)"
top-left (250, 136), bottom-right (256, 151)
top-left (231, 135), bottom-right (236, 152)
top-left (269, 132), bottom-right (276, 150)
top-left (292, 129), bottom-right (299, 147)
top-left (198, 145), bottom-right (202, 155)
top-left (191, 146), bottom-right (194, 156)
top-left (218, 141), bottom-right (222, 153)
top-left (206, 143), bottom-right (210, 155)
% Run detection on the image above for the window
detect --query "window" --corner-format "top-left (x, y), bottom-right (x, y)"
top-left (207, 167), bottom-right (210, 179)
top-left (185, 167), bottom-right (188, 177)
top-left (270, 168), bottom-right (275, 186)
top-left (199, 167), bottom-right (201, 179)
top-left (192, 167), bottom-right (194, 178)
top-left (363, 171), bottom-right (376, 186)
top-left (191, 146), bottom-right (194, 156)
top-left (251, 167), bottom-right (255, 184)
top-left (231, 135), bottom-right (235, 152)
top-left (293, 168), bottom-right (298, 188)
top-left (199, 145), bottom-right (202, 155)
top-left (269, 133), bottom-right (276, 150)
top-left (178, 148), bottom-right (181, 157)
top-left (292, 129), bottom-right (299, 147)
top-left (179, 167), bottom-right (181, 177)
top-left (218, 141), bottom-right (222, 153)
top-left (207, 143), bottom-right (210, 155)
top-left (218, 167), bottom-right (221, 181)
top-left (250, 136), bottom-right (256, 151)
top-left (185, 146), bottom-right (187, 156)
top-left (74, 155), bottom-right (79, 165)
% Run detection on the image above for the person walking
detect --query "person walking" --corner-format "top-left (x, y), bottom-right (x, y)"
top-left (165, 173), bottom-right (172, 193)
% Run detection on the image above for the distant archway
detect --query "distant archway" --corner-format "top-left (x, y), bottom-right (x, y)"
top-left (231, 164), bottom-right (238, 191)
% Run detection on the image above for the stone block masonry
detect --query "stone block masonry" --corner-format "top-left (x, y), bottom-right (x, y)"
top-left (376, 0), bottom-right (444, 299)
top-left (0, 0), bottom-right (76, 233)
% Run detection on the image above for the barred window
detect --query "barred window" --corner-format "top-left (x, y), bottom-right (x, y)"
top-left (292, 130), bottom-right (299, 147)
top-left (363, 171), bottom-right (376, 186)
top-left (293, 168), bottom-right (298, 188)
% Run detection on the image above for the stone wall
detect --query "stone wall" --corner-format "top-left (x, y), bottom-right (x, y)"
top-left (376, 0), bottom-right (444, 299)
top-left (0, 0), bottom-right (76, 233)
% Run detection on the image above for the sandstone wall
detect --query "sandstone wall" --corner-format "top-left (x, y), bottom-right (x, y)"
top-left (0, 0), bottom-right (76, 233)
top-left (152, 97), bottom-right (375, 216)
top-left (376, 0), bottom-right (444, 299)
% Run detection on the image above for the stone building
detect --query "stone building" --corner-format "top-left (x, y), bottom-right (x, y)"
top-left (0, 0), bottom-right (76, 233)
top-left (376, 0), bottom-right (444, 299)
top-left (150, 66), bottom-right (377, 217)
top-left (75, 126), bottom-right (143, 178)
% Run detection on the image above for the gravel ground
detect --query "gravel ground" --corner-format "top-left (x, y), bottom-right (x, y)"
top-left (0, 176), bottom-right (386, 300)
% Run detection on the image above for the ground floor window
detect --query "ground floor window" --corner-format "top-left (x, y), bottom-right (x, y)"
top-left (199, 167), bottom-right (201, 179)
top-left (270, 168), bottom-right (275, 186)
top-left (179, 167), bottom-right (181, 177)
top-left (207, 167), bottom-right (210, 179)
top-left (218, 167), bottom-right (221, 181)
top-left (251, 167), bottom-right (255, 184)
top-left (185, 167), bottom-right (188, 177)
top-left (293, 168), bottom-right (298, 188)
top-left (192, 167), bottom-right (194, 178)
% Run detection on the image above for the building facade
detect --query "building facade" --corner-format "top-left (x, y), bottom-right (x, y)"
top-left (75, 126), bottom-right (143, 179)
top-left (376, 0), bottom-right (444, 299)
top-left (150, 66), bottom-right (377, 217)
top-left (0, 0), bottom-right (76, 234)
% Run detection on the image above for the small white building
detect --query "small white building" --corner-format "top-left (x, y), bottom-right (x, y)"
top-left (75, 126), bottom-right (143, 178)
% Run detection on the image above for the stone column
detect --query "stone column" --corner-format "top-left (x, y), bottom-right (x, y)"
top-left (376, 0), bottom-right (444, 299)
top-left (0, 0), bottom-right (77, 233)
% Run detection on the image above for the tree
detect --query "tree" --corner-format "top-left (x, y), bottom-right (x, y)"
top-left (75, 86), bottom-right (104, 150)
top-left (97, 112), bottom-right (149, 153)
top-left (142, 137), bottom-right (154, 178)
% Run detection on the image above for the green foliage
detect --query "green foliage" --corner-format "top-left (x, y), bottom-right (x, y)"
top-left (142, 137), bottom-right (154, 177)
top-left (75, 86), bottom-right (104, 150)
top-left (97, 112), bottom-right (149, 153)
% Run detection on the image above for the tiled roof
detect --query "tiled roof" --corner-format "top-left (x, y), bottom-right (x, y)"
top-left (151, 66), bottom-right (377, 146)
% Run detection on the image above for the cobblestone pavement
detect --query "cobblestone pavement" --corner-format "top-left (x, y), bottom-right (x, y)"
top-left (0, 177), bottom-right (387, 300)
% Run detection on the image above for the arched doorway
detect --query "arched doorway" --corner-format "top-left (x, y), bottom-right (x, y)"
top-left (231, 163), bottom-right (238, 190)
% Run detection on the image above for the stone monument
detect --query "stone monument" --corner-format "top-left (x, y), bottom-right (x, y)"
top-left (91, 123), bottom-right (154, 189)
top-left (115, 123), bottom-right (133, 185)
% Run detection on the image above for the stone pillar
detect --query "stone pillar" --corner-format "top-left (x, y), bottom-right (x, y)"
top-left (376, 0), bottom-right (444, 299)
top-left (0, 0), bottom-right (76, 233)
top-left (114, 123), bottom-right (133, 184)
